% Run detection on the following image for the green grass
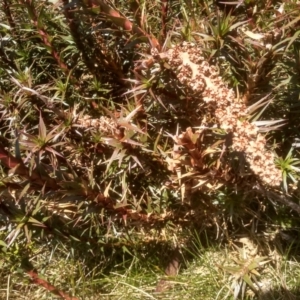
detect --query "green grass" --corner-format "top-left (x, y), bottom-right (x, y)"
top-left (2, 230), bottom-right (300, 299)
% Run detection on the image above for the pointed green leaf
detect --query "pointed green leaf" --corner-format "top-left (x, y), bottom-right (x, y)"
top-left (242, 274), bottom-right (257, 291)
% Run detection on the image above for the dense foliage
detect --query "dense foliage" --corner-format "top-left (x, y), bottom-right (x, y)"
top-left (1, 0), bottom-right (300, 299)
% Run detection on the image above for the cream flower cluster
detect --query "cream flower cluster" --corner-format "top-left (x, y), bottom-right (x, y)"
top-left (77, 115), bottom-right (118, 135)
top-left (157, 42), bottom-right (281, 186)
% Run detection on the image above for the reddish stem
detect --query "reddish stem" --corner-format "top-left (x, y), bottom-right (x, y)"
top-left (0, 144), bottom-right (59, 189)
top-left (21, 0), bottom-right (70, 75)
top-left (91, 0), bottom-right (160, 49)
top-left (160, 0), bottom-right (169, 44)
top-left (26, 269), bottom-right (79, 300)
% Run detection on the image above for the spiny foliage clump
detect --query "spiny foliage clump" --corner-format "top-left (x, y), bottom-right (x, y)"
top-left (0, 0), bottom-right (300, 298)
